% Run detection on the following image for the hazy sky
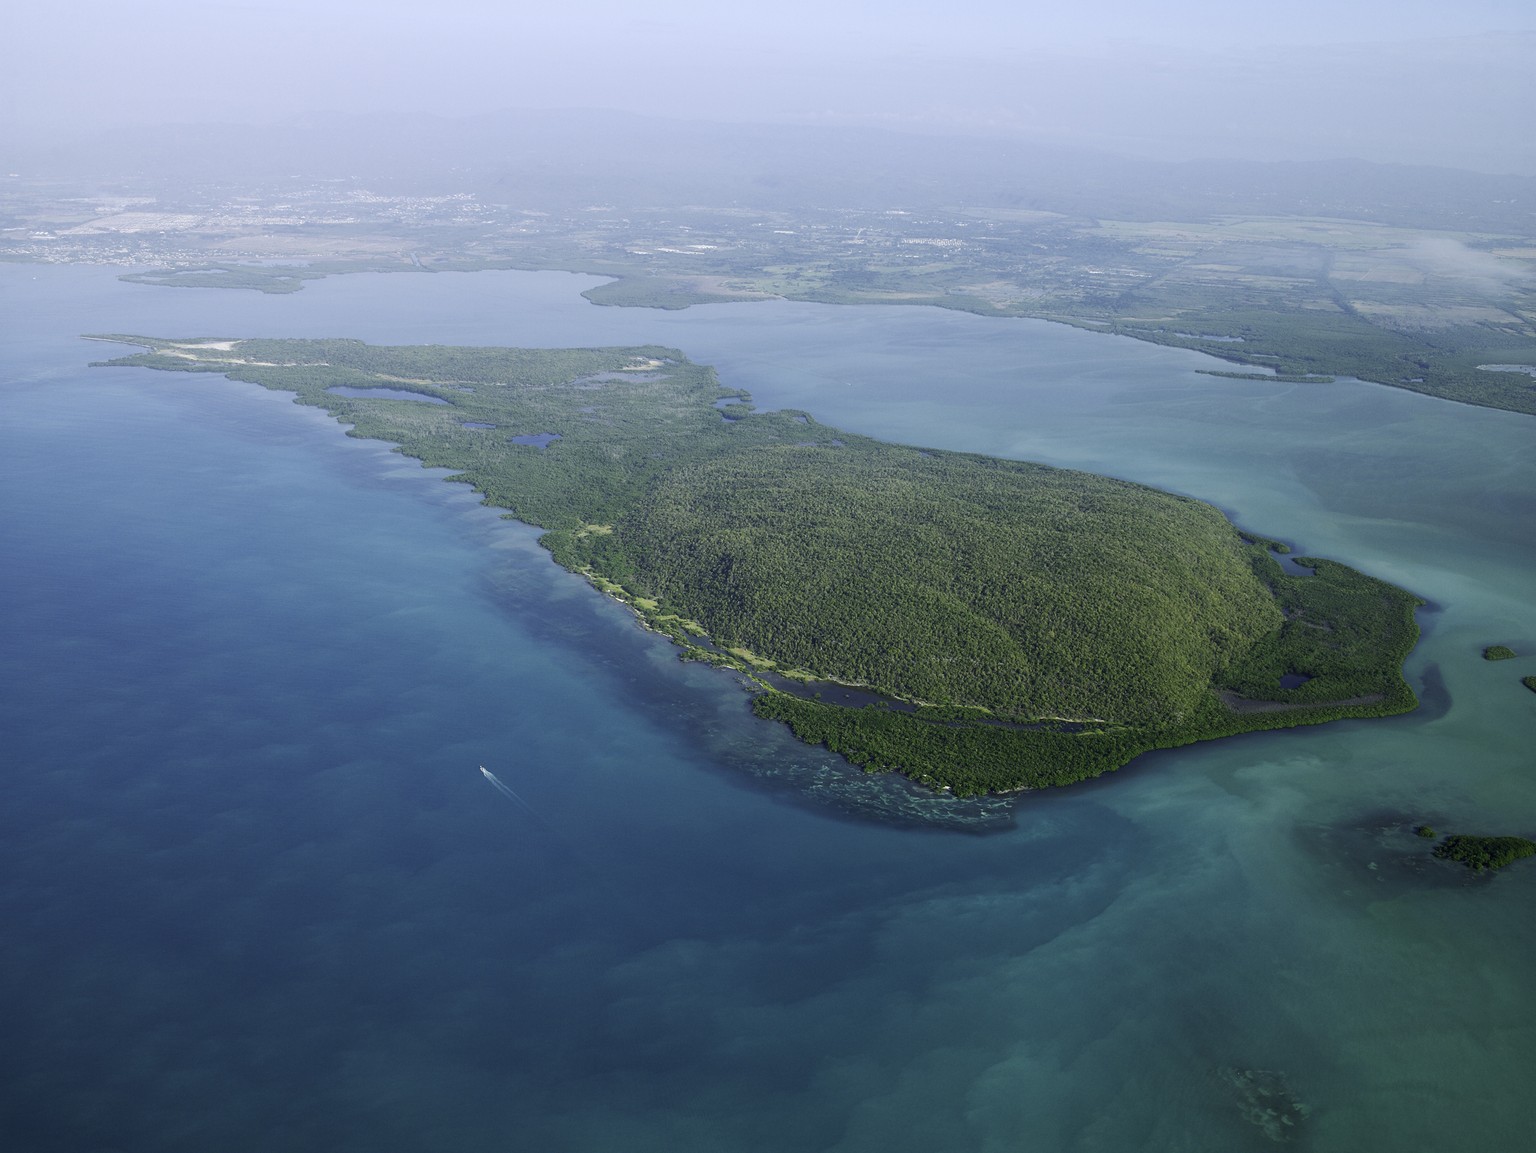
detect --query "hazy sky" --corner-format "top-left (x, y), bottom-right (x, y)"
top-left (9, 0), bottom-right (1536, 171)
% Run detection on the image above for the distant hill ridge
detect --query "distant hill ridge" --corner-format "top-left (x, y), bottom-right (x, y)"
top-left (8, 109), bottom-right (1535, 231)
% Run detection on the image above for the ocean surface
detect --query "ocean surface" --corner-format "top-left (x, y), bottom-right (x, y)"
top-left (2, 262), bottom-right (1533, 1151)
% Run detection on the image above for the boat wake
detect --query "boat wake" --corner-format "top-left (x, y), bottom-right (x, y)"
top-left (476, 764), bottom-right (617, 900)
top-left (480, 764), bottom-right (539, 818)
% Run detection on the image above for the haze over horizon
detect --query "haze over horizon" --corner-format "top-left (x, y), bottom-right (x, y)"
top-left (8, 0), bottom-right (1536, 174)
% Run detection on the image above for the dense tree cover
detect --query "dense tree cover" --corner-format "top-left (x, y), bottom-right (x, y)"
top-left (614, 443), bottom-right (1280, 725)
top-left (1483, 645), bottom-right (1517, 661)
top-left (120, 266), bottom-right (326, 294)
top-left (95, 335), bottom-right (1423, 794)
top-left (1217, 555), bottom-right (1421, 708)
top-left (1433, 835), bottom-right (1536, 872)
top-left (1110, 311), bottom-right (1536, 417)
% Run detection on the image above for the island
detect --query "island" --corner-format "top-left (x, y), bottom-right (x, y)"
top-left (93, 336), bottom-right (1423, 794)
top-left (1433, 835), bottom-right (1536, 873)
top-left (1483, 645), bottom-right (1517, 661)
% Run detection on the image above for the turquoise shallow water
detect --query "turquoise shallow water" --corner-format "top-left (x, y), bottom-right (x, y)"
top-left (2, 264), bottom-right (1534, 1150)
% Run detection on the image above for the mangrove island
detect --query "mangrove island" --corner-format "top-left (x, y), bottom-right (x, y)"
top-left (93, 336), bottom-right (1423, 794)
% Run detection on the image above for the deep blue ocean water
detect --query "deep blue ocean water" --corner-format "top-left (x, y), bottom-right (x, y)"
top-left (2, 263), bottom-right (1533, 1151)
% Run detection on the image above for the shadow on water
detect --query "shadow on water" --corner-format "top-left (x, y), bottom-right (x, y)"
top-left (1414, 663), bottom-right (1451, 722)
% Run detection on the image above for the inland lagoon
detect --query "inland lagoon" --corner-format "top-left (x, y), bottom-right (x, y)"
top-left (2, 263), bottom-right (1534, 1151)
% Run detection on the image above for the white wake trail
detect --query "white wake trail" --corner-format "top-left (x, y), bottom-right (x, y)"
top-left (479, 765), bottom-right (538, 817)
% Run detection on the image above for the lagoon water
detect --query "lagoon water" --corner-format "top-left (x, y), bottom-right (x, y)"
top-left (2, 263), bottom-right (1534, 1151)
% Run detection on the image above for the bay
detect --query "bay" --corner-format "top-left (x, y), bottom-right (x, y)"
top-left (2, 263), bottom-right (1533, 1151)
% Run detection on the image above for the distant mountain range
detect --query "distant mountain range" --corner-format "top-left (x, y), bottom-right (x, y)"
top-left (7, 109), bottom-right (1535, 233)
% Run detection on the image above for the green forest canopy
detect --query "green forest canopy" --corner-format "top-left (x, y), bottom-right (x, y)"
top-left (94, 335), bottom-right (1422, 793)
